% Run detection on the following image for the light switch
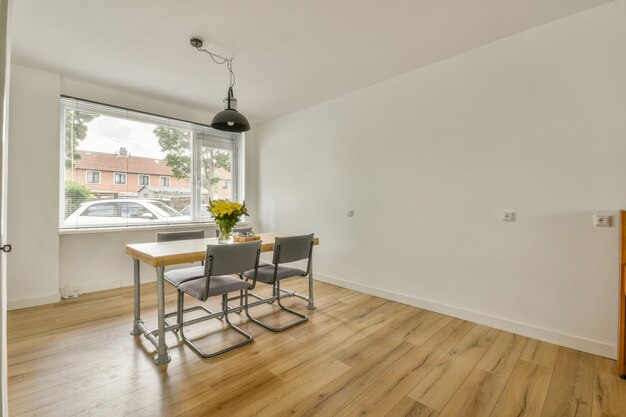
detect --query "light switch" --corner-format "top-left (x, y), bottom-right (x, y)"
top-left (347, 210), bottom-right (354, 217)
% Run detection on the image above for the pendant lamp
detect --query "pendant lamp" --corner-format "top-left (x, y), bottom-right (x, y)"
top-left (190, 38), bottom-right (251, 133)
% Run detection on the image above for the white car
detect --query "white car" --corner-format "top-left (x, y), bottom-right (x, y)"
top-left (180, 204), bottom-right (210, 217)
top-left (64, 199), bottom-right (190, 227)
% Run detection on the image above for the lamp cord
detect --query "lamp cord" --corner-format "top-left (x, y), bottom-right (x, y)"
top-left (194, 45), bottom-right (236, 88)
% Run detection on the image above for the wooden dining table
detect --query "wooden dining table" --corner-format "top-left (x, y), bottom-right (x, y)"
top-left (125, 232), bottom-right (319, 365)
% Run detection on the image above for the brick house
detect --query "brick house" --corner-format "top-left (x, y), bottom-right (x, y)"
top-left (66, 147), bottom-right (232, 206)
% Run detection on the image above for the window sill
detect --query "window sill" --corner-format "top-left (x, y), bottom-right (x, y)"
top-left (58, 221), bottom-right (250, 235)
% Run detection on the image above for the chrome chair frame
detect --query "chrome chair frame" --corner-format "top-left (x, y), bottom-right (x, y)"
top-left (176, 243), bottom-right (261, 358)
top-left (155, 230), bottom-right (221, 328)
top-left (244, 235), bottom-right (314, 332)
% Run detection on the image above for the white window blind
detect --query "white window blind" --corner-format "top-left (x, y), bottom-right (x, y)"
top-left (59, 96), bottom-right (243, 230)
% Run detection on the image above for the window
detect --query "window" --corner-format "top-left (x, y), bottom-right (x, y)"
top-left (199, 139), bottom-right (235, 204)
top-left (114, 172), bottom-right (127, 185)
top-left (86, 170), bottom-right (100, 184)
top-left (138, 174), bottom-right (150, 186)
top-left (123, 202), bottom-right (154, 219)
top-left (81, 202), bottom-right (116, 217)
top-left (60, 97), bottom-right (243, 229)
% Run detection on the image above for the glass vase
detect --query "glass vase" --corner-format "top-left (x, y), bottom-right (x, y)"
top-left (217, 223), bottom-right (233, 244)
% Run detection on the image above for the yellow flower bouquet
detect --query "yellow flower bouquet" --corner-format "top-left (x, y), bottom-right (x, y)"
top-left (208, 199), bottom-right (249, 242)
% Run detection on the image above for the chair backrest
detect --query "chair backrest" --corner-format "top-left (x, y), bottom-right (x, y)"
top-left (274, 233), bottom-right (315, 265)
top-left (205, 240), bottom-right (262, 277)
top-left (215, 226), bottom-right (253, 237)
top-left (157, 230), bottom-right (205, 242)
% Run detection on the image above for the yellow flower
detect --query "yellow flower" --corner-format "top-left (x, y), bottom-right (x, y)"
top-left (208, 199), bottom-right (248, 218)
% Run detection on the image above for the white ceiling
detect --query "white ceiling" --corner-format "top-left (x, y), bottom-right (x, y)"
top-left (11, 0), bottom-right (612, 122)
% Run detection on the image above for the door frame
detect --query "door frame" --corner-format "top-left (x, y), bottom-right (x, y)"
top-left (617, 210), bottom-right (626, 379)
top-left (0, 0), bottom-right (10, 414)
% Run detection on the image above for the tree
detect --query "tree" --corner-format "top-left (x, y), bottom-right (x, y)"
top-left (65, 109), bottom-right (98, 168)
top-left (153, 126), bottom-right (231, 198)
top-left (64, 180), bottom-right (93, 217)
top-left (200, 146), bottom-right (231, 196)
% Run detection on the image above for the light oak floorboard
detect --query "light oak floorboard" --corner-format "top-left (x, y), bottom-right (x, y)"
top-left (385, 397), bottom-right (438, 417)
top-left (408, 325), bottom-right (499, 410)
top-left (333, 320), bottom-right (474, 417)
top-left (489, 359), bottom-right (554, 417)
top-left (592, 357), bottom-right (626, 417)
top-left (521, 338), bottom-right (560, 369)
top-left (6, 280), bottom-right (624, 417)
top-left (436, 333), bottom-right (528, 417)
top-left (541, 347), bottom-right (595, 417)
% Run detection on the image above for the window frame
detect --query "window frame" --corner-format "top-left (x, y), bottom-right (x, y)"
top-left (159, 176), bottom-right (170, 187)
top-left (59, 96), bottom-right (244, 231)
top-left (85, 170), bottom-right (101, 184)
top-left (138, 174), bottom-right (150, 186)
top-left (114, 172), bottom-right (127, 185)
top-left (191, 133), bottom-right (242, 221)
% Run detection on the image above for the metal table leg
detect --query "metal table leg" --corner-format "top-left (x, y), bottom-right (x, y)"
top-left (130, 258), bottom-right (142, 335)
top-left (154, 266), bottom-right (171, 365)
top-left (306, 256), bottom-right (316, 310)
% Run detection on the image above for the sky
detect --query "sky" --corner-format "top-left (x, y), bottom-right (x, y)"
top-left (78, 115), bottom-right (166, 159)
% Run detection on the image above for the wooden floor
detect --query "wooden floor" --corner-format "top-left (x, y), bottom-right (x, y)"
top-left (7, 279), bottom-right (626, 417)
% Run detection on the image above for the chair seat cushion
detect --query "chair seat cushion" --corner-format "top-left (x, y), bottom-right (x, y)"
top-left (164, 266), bottom-right (205, 287)
top-left (179, 275), bottom-right (252, 301)
top-left (242, 265), bottom-right (306, 283)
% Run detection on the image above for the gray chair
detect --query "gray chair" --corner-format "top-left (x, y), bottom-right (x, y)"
top-left (216, 227), bottom-right (272, 310)
top-left (242, 233), bottom-right (314, 332)
top-left (157, 230), bottom-right (211, 326)
top-left (215, 226), bottom-right (253, 237)
top-left (157, 230), bottom-right (206, 288)
top-left (157, 230), bottom-right (205, 243)
top-left (176, 241), bottom-right (261, 358)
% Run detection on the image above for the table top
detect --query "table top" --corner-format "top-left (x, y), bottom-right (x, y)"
top-left (125, 232), bottom-right (319, 267)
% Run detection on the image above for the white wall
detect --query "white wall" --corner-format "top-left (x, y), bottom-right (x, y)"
top-left (255, 2), bottom-right (626, 358)
top-left (7, 64), bottom-right (260, 306)
top-left (7, 64), bottom-right (61, 308)
top-left (59, 226), bottom-right (217, 295)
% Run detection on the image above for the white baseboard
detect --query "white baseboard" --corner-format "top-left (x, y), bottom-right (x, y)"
top-left (314, 272), bottom-right (617, 360)
top-left (7, 293), bottom-right (61, 310)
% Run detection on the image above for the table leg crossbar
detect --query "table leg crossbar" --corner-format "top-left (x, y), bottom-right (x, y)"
top-left (131, 257), bottom-right (316, 365)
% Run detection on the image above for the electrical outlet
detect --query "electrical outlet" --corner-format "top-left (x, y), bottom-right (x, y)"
top-left (593, 214), bottom-right (612, 227)
top-left (501, 211), bottom-right (516, 222)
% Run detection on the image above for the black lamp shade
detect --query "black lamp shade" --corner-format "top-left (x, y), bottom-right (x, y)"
top-left (211, 109), bottom-right (251, 132)
top-left (210, 87), bottom-right (251, 133)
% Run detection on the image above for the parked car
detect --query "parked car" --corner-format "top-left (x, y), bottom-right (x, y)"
top-left (64, 199), bottom-right (190, 227)
top-left (180, 204), bottom-right (210, 217)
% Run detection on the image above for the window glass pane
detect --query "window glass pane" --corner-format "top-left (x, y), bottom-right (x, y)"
top-left (60, 98), bottom-right (240, 229)
top-left (199, 144), bottom-right (233, 220)
top-left (62, 105), bottom-right (192, 228)
top-left (81, 202), bottom-right (116, 217)
top-left (114, 173), bottom-right (127, 184)
top-left (86, 170), bottom-right (100, 183)
top-left (123, 202), bottom-right (152, 219)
